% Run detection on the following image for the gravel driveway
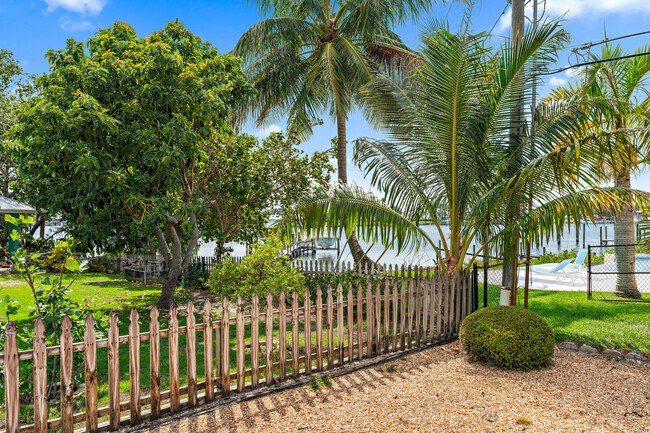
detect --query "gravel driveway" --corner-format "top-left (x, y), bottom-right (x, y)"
top-left (136, 342), bottom-right (650, 433)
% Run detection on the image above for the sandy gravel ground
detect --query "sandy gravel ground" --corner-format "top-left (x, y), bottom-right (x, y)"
top-left (140, 343), bottom-right (650, 433)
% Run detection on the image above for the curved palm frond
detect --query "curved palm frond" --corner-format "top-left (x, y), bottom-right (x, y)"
top-left (277, 184), bottom-right (443, 262)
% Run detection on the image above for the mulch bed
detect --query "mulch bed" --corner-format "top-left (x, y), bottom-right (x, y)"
top-left (137, 342), bottom-right (650, 433)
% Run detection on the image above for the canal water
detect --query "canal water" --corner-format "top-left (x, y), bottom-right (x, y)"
top-left (197, 222), bottom-right (629, 267)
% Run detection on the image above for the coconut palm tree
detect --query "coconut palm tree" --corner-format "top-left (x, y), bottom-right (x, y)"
top-left (279, 20), bottom-right (641, 275)
top-left (547, 44), bottom-right (650, 298)
top-left (233, 0), bottom-right (435, 266)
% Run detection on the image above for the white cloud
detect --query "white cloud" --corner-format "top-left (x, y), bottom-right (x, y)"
top-left (43, 0), bottom-right (107, 16)
top-left (549, 77), bottom-right (568, 86)
top-left (566, 66), bottom-right (585, 78)
top-left (494, 0), bottom-right (650, 33)
top-left (59, 16), bottom-right (93, 32)
top-left (254, 124), bottom-right (282, 138)
top-left (544, 0), bottom-right (650, 17)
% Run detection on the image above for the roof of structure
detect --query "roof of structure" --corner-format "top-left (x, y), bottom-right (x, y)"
top-left (0, 196), bottom-right (36, 214)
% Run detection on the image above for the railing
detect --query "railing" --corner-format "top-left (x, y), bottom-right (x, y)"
top-left (1, 270), bottom-right (472, 433)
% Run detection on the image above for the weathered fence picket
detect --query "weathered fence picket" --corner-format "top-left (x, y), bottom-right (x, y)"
top-left (292, 291), bottom-right (300, 377)
top-left (304, 288), bottom-right (312, 374)
top-left (149, 307), bottom-right (161, 419)
top-left (236, 296), bottom-right (245, 392)
top-left (0, 272), bottom-right (472, 433)
top-left (169, 305), bottom-right (180, 413)
top-left (265, 293), bottom-right (273, 385)
top-left (33, 319), bottom-right (47, 433)
top-left (129, 308), bottom-right (141, 424)
top-left (186, 302), bottom-right (197, 407)
top-left (279, 291), bottom-right (287, 380)
top-left (316, 286), bottom-right (323, 371)
top-left (326, 286), bottom-right (334, 368)
top-left (107, 311), bottom-right (120, 431)
top-left (203, 300), bottom-right (214, 402)
top-left (251, 295), bottom-right (259, 387)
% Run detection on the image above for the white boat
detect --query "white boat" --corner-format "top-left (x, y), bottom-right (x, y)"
top-left (316, 237), bottom-right (337, 249)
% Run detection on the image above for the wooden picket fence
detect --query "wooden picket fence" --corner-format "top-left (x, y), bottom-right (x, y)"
top-left (1, 270), bottom-right (472, 433)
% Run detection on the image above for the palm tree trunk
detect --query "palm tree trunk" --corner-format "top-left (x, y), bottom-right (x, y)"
top-left (336, 112), bottom-right (374, 268)
top-left (501, 0), bottom-right (525, 295)
top-left (614, 167), bottom-right (640, 298)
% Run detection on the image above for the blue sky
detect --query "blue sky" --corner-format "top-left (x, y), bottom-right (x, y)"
top-left (2, 0), bottom-right (650, 189)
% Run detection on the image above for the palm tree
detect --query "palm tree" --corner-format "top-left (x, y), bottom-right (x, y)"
top-left (233, 0), bottom-right (435, 266)
top-left (279, 20), bottom-right (640, 276)
top-left (547, 44), bottom-right (650, 298)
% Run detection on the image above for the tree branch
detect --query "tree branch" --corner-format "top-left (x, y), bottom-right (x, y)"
top-left (152, 224), bottom-right (172, 266)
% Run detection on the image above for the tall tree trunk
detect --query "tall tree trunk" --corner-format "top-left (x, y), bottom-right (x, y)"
top-left (614, 167), bottom-right (640, 298)
top-left (158, 264), bottom-right (183, 309)
top-left (153, 214), bottom-right (200, 309)
top-left (336, 112), bottom-right (374, 268)
top-left (501, 0), bottom-right (525, 298)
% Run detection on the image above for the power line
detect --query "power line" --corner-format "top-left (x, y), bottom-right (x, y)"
top-left (539, 50), bottom-right (650, 76)
top-left (488, 3), bottom-right (510, 36)
top-left (571, 30), bottom-right (650, 51)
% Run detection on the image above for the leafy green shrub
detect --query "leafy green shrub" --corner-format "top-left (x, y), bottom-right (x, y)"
top-left (86, 255), bottom-right (115, 273)
top-left (459, 306), bottom-right (554, 370)
top-left (40, 244), bottom-right (70, 273)
top-left (208, 234), bottom-right (305, 302)
top-left (182, 262), bottom-right (209, 289)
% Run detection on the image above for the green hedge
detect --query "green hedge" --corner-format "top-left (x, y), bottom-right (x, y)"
top-left (459, 306), bottom-right (554, 370)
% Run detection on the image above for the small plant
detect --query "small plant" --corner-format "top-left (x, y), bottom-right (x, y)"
top-left (86, 255), bottom-right (114, 273)
top-left (516, 417), bottom-right (532, 426)
top-left (309, 375), bottom-right (332, 390)
top-left (3, 215), bottom-right (109, 399)
top-left (383, 364), bottom-right (401, 373)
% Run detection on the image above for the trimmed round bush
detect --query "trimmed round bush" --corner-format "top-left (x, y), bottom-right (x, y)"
top-left (459, 306), bottom-right (554, 370)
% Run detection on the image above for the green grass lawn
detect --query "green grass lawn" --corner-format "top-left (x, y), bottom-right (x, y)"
top-left (0, 272), bottom-right (163, 323)
top-left (480, 283), bottom-right (650, 353)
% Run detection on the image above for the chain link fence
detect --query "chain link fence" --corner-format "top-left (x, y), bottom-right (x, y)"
top-left (474, 255), bottom-right (504, 307)
top-left (587, 244), bottom-right (650, 302)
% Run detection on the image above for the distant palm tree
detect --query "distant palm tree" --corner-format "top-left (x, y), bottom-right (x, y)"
top-left (547, 44), bottom-right (650, 298)
top-left (279, 20), bottom-right (639, 274)
top-left (233, 0), bottom-right (435, 266)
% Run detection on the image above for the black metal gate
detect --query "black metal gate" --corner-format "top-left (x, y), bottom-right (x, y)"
top-left (472, 255), bottom-right (504, 308)
top-left (587, 244), bottom-right (650, 302)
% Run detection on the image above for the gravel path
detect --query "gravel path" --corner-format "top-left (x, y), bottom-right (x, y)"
top-left (139, 342), bottom-right (650, 433)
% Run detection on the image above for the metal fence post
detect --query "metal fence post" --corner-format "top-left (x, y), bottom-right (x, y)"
top-left (483, 258), bottom-right (488, 308)
top-left (472, 262), bottom-right (479, 312)
top-left (587, 245), bottom-right (591, 299)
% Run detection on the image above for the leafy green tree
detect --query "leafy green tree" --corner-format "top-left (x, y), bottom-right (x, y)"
top-left (280, 20), bottom-right (641, 277)
top-left (0, 49), bottom-right (23, 199)
top-left (200, 131), bottom-right (333, 261)
top-left (233, 0), bottom-right (436, 266)
top-left (547, 44), bottom-right (650, 299)
top-left (11, 21), bottom-right (255, 308)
